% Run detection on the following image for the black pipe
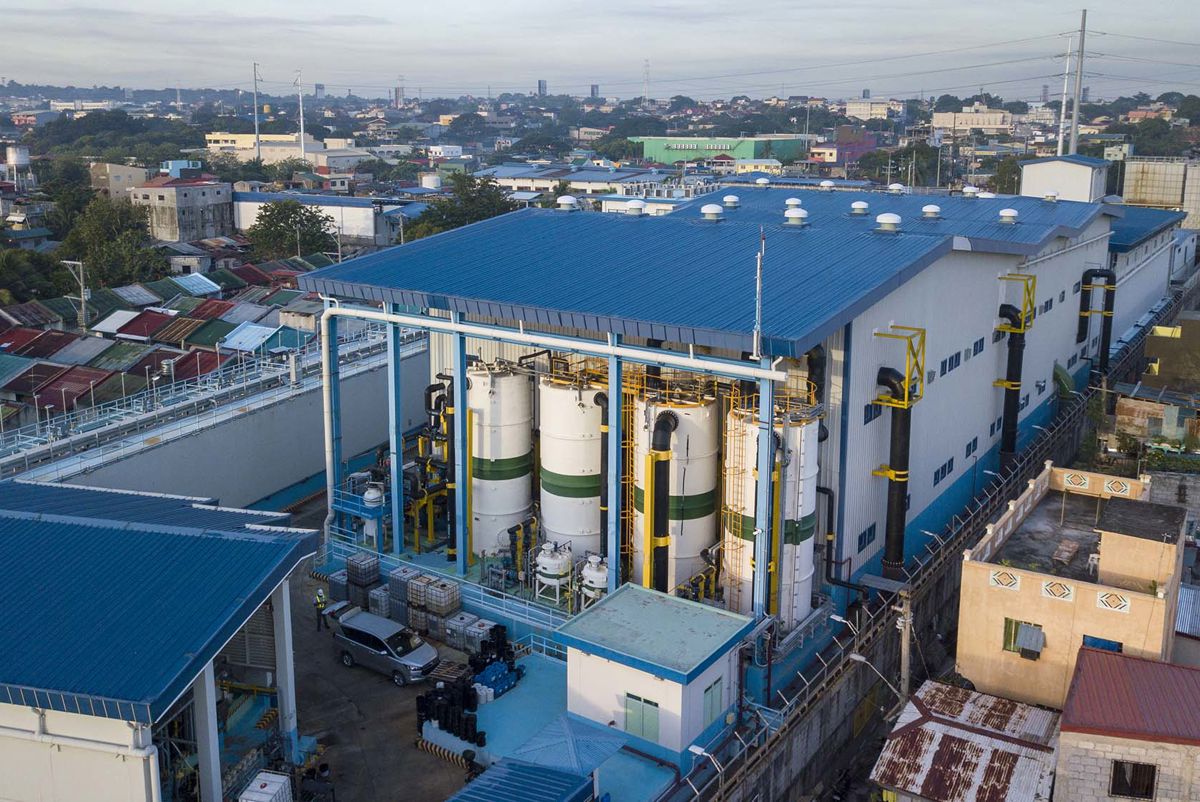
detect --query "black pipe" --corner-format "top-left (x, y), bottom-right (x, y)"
top-left (517, 349), bottom-right (551, 366)
top-left (877, 367), bottom-right (911, 581)
top-left (1077, 268), bottom-right (1116, 351)
top-left (444, 382), bottom-right (457, 562)
top-left (646, 339), bottom-right (664, 390)
top-left (650, 411), bottom-right (678, 592)
top-left (807, 345), bottom-right (826, 403)
top-left (998, 304), bottom-right (1025, 472)
top-left (424, 382), bottom-right (446, 427)
top-left (594, 392), bottom-right (609, 558)
top-left (816, 486), bottom-right (868, 600)
top-left (1097, 272), bottom-right (1116, 375)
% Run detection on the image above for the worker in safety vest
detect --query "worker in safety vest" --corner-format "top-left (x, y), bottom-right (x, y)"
top-left (314, 588), bottom-right (328, 631)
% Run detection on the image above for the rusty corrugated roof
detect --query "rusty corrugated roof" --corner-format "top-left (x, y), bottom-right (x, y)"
top-left (870, 681), bottom-right (1058, 802)
top-left (1062, 647), bottom-right (1200, 746)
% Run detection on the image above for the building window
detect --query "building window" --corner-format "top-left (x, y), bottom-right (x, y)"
top-left (857, 523), bottom-right (876, 552)
top-left (1073, 281), bottom-right (1081, 294)
top-left (1083, 635), bottom-right (1123, 653)
top-left (1002, 618), bottom-right (1040, 652)
top-left (940, 358), bottom-right (947, 377)
top-left (1110, 761), bottom-right (1156, 800)
top-left (965, 437), bottom-right (978, 459)
top-left (1059, 290), bottom-right (1066, 303)
top-left (933, 457), bottom-right (954, 486)
top-left (702, 677), bottom-right (724, 729)
top-left (864, 402), bottom-right (883, 425)
top-left (973, 337), bottom-right (985, 356)
top-left (1019, 394), bottom-right (1030, 411)
top-left (993, 329), bottom-right (1006, 344)
top-left (625, 694), bottom-right (660, 742)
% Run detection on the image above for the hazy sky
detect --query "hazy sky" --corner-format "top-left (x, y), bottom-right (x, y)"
top-left (5, 1), bottom-right (1199, 101)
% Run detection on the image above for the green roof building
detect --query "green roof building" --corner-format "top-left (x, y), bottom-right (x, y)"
top-left (630, 134), bottom-right (810, 164)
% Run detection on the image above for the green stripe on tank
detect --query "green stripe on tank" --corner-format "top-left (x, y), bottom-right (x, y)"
top-left (724, 510), bottom-right (818, 544)
top-left (540, 468), bottom-right (602, 499)
top-left (633, 487), bottom-right (717, 520)
top-left (472, 452), bottom-right (533, 481)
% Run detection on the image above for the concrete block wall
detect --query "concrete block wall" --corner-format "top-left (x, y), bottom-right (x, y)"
top-left (1055, 731), bottom-right (1200, 802)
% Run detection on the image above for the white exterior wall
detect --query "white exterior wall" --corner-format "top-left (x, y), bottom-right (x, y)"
top-left (0, 703), bottom-right (158, 802)
top-left (567, 648), bottom-right (685, 751)
top-left (1109, 228), bottom-right (1176, 341)
top-left (234, 199), bottom-right (379, 241)
top-left (1020, 161), bottom-right (1107, 203)
top-left (839, 219), bottom-right (1112, 573)
top-left (678, 649), bottom-right (738, 744)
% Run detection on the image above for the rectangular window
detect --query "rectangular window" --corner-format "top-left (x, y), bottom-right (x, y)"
top-left (625, 694), bottom-right (660, 742)
top-left (940, 358), bottom-right (948, 377)
top-left (702, 677), bottom-right (724, 728)
top-left (989, 420), bottom-right (996, 437)
top-left (857, 523), bottom-right (876, 552)
top-left (1002, 618), bottom-right (1040, 652)
top-left (1059, 290), bottom-right (1066, 303)
top-left (1083, 635), bottom-right (1123, 653)
top-left (1020, 394), bottom-right (1030, 411)
top-left (864, 403), bottom-right (882, 425)
top-left (973, 338), bottom-right (985, 356)
top-left (1110, 761), bottom-right (1156, 799)
top-left (965, 437), bottom-right (978, 459)
top-left (993, 329), bottom-right (1006, 344)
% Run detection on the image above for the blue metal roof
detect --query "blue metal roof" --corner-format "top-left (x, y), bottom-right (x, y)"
top-left (509, 715), bottom-right (628, 776)
top-left (447, 759), bottom-right (591, 802)
top-left (0, 509), bottom-right (316, 723)
top-left (299, 204), bottom-right (952, 357)
top-left (554, 585), bottom-right (754, 684)
top-left (1108, 206), bottom-right (1187, 253)
top-left (1021, 154), bottom-right (1110, 168)
top-left (0, 480), bottom-right (291, 530)
top-left (722, 173), bottom-right (875, 188)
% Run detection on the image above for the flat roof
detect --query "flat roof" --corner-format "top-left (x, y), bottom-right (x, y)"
top-left (1062, 647), bottom-right (1200, 746)
top-left (990, 490), bottom-right (1101, 582)
top-left (1096, 496), bottom-right (1185, 542)
top-left (0, 507), bottom-right (315, 724)
top-left (554, 584), bottom-right (754, 683)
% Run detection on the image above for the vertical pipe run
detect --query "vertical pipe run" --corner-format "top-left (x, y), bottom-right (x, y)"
top-left (649, 412), bottom-right (677, 593)
top-left (321, 311), bottom-right (343, 553)
top-left (450, 319), bottom-right (469, 575)
top-left (1099, 276), bottom-right (1116, 375)
top-left (595, 392), bottom-right (609, 558)
top-left (386, 308), bottom-right (405, 557)
top-left (877, 368), bottom-right (910, 581)
top-left (998, 304), bottom-right (1025, 472)
top-left (752, 364), bottom-right (775, 619)
top-left (606, 341), bottom-right (623, 591)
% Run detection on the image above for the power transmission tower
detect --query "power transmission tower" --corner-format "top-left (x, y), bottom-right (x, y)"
top-left (642, 59), bottom-right (650, 108)
top-left (1069, 9), bottom-right (1088, 154)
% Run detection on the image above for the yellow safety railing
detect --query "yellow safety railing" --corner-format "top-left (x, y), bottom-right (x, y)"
top-left (873, 325), bottom-right (925, 409)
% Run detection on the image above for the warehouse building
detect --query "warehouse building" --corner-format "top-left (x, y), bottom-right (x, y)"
top-left (232, 191), bottom-right (427, 249)
top-left (0, 480), bottom-right (317, 802)
top-left (629, 134), bottom-right (812, 164)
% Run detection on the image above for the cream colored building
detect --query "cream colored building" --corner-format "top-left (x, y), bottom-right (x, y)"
top-left (205, 131), bottom-right (323, 164)
top-left (932, 103), bottom-right (1014, 136)
top-left (956, 462), bottom-right (1186, 709)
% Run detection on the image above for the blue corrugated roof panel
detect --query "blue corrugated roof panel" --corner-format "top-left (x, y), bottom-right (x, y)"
top-left (0, 480), bottom-right (291, 530)
top-left (0, 510), bottom-right (316, 723)
top-left (447, 759), bottom-right (591, 802)
top-left (509, 715), bottom-right (627, 776)
top-left (1021, 154), bottom-right (1110, 168)
top-left (299, 204), bottom-right (952, 357)
top-left (1108, 206), bottom-right (1187, 253)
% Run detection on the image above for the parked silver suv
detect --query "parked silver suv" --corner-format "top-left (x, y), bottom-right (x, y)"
top-left (325, 602), bottom-right (440, 686)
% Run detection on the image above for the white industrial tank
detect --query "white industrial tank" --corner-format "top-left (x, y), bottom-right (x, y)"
top-left (534, 542), bottom-right (573, 604)
top-left (538, 378), bottom-right (604, 555)
top-left (722, 405), bottom-right (820, 628)
top-left (467, 364), bottom-right (532, 554)
top-left (580, 554), bottom-right (608, 607)
top-left (419, 172), bottom-right (442, 190)
top-left (5, 146), bottom-right (30, 167)
top-left (631, 393), bottom-right (719, 590)
top-left (361, 483), bottom-right (384, 547)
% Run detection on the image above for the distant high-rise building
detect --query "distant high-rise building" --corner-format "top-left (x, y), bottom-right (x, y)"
top-left (314, 83), bottom-right (326, 100)
top-left (590, 84), bottom-right (599, 99)
top-left (393, 87), bottom-right (403, 109)
top-left (862, 88), bottom-right (870, 99)
top-left (538, 79), bottom-right (548, 97)
top-left (1041, 84), bottom-right (1050, 103)
top-left (1082, 86), bottom-right (1090, 103)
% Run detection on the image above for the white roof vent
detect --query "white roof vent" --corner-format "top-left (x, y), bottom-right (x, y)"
top-left (875, 212), bottom-right (902, 232)
top-left (1043, 191), bottom-right (1058, 202)
top-left (851, 200), bottom-right (870, 216)
top-left (755, 177), bottom-right (770, 187)
top-left (556, 194), bottom-right (578, 210)
top-left (977, 191), bottom-right (997, 199)
top-left (922, 204), bottom-right (942, 219)
top-left (887, 182), bottom-right (905, 194)
top-left (723, 194), bottom-right (740, 208)
top-left (998, 208), bottom-right (1019, 224)
top-left (963, 185), bottom-right (979, 198)
top-left (625, 199), bottom-right (647, 216)
top-left (700, 203), bottom-right (724, 221)
top-left (784, 207), bottom-right (809, 226)
top-left (785, 197), bottom-right (802, 208)
top-left (819, 179), bottom-right (835, 190)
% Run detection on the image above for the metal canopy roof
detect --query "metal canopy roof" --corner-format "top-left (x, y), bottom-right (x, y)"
top-left (1108, 206), bottom-right (1187, 253)
top-left (299, 206), bottom-right (952, 358)
top-left (509, 715), bottom-right (628, 777)
top-left (0, 507), bottom-right (315, 724)
top-left (49, 335), bottom-right (116, 367)
top-left (447, 758), bottom-right (591, 802)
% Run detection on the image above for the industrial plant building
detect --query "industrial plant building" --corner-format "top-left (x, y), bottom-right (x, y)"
top-left (291, 156), bottom-right (1189, 794)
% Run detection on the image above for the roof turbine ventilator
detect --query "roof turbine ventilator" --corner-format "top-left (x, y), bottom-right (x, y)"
top-left (851, 200), bottom-right (870, 216)
top-left (556, 194), bottom-right (579, 211)
top-left (999, 208), bottom-right (1019, 224)
top-left (887, 183), bottom-right (905, 195)
top-left (875, 212), bottom-right (902, 233)
top-left (784, 207), bottom-right (809, 226)
top-left (962, 185), bottom-right (979, 198)
top-left (977, 191), bottom-right (997, 199)
top-left (785, 197), bottom-right (802, 208)
top-left (1043, 191), bottom-right (1059, 203)
top-left (625, 199), bottom-right (646, 217)
top-left (755, 177), bottom-right (771, 187)
top-left (700, 203), bottom-right (725, 221)
top-left (819, 179), bottom-right (835, 190)
top-left (723, 194), bottom-right (740, 209)
top-left (922, 204), bottom-right (942, 219)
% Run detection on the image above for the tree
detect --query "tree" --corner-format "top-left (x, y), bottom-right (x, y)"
top-left (403, 173), bottom-right (517, 242)
top-left (992, 156), bottom-right (1025, 194)
top-left (1178, 95), bottom-right (1200, 126)
top-left (246, 200), bottom-right (336, 260)
top-left (0, 249), bottom-right (73, 304)
top-left (592, 137), bottom-right (640, 161)
top-left (447, 113), bottom-right (489, 140)
top-left (354, 158), bottom-right (420, 183)
top-left (265, 158), bottom-right (314, 183)
top-left (934, 94), bottom-right (963, 113)
top-left (58, 196), bottom-right (169, 286)
top-left (1157, 92), bottom-right (1186, 106)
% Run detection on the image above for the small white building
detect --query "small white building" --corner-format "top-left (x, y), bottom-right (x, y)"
top-left (1019, 154), bottom-right (1110, 203)
top-left (428, 144), bottom-right (464, 160)
top-left (555, 584), bottom-right (753, 769)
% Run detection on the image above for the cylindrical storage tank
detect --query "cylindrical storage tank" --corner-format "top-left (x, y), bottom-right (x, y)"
top-left (467, 364), bottom-right (532, 554)
top-left (419, 172), bottom-right (443, 190)
top-left (722, 408), bottom-right (819, 627)
top-left (632, 395), bottom-right (719, 590)
top-left (6, 146), bottom-right (31, 167)
top-left (538, 378), bottom-right (604, 555)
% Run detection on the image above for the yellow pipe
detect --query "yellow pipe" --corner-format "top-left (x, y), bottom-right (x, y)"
top-left (770, 461), bottom-right (782, 617)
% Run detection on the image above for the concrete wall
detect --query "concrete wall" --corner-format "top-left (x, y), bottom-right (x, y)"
top-left (567, 648), bottom-right (686, 752)
top-left (0, 703), bottom-right (157, 802)
top-left (1055, 730), bottom-right (1200, 801)
top-left (64, 348), bottom-right (428, 507)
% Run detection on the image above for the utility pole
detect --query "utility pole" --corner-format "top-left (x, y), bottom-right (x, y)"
top-left (896, 589), bottom-right (913, 706)
top-left (1069, 9), bottom-right (1087, 154)
top-left (295, 70), bottom-right (307, 165)
top-left (1056, 37), bottom-right (1073, 156)
top-left (60, 260), bottom-right (87, 330)
top-left (252, 62), bottom-right (262, 163)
